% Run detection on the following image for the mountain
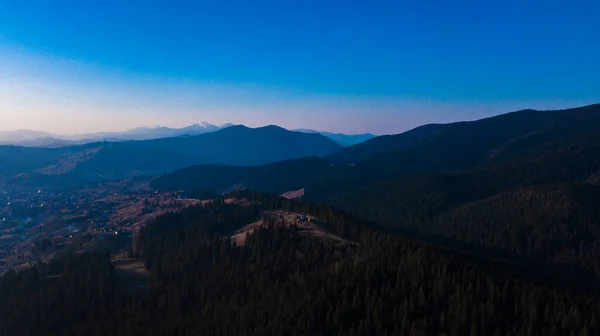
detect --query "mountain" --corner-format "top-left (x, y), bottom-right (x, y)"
top-left (0, 126), bottom-right (341, 187)
top-left (139, 125), bottom-right (342, 166)
top-left (328, 104), bottom-right (600, 164)
top-left (0, 137), bottom-right (82, 148)
top-left (326, 123), bottom-right (446, 162)
top-left (293, 128), bottom-right (375, 146)
top-left (326, 133), bottom-right (600, 280)
top-left (68, 122), bottom-right (234, 142)
top-left (0, 130), bottom-right (54, 143)
top-left (0, 122), bottom-right (234, 147)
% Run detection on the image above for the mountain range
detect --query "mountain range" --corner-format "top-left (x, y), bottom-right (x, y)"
top-left (153, 104), bottom-right (600, 197)
top-left (0, 123), bottom-right (374, 148)
top-left (0, 122), bottom-right (234, 147)
top-left (5, 104), bottom-right (600, 193)
top-left (0, 125), bottom-right (342, 187)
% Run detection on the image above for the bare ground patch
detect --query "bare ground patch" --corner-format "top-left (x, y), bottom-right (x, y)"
top-left (230, 210), bottom-right (351, 247)
top-left (280, 188), bottom-right (305, 199)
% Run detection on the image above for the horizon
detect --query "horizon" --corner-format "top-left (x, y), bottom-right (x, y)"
top-left (2, 103), bottom-right (600, 138)
top-left (1, 1), bottom-right (599, 134)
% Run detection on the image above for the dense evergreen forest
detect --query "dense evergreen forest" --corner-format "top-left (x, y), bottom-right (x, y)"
top-left (2, 192), bottom-right (600, 335)
top-left (327, 132), bottom-right (600, 281)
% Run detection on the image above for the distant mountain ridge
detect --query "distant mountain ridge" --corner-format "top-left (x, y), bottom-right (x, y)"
top-left (293, 129), bottom-right (375, 146)
top-left (0, 122), bottom-right (235, 146)
top-left (0, 130), bottom-right (55, 142)
top-left (0, 123), bottom-right (373, 147)
top-left (0, 125), bottom-right (342, 187)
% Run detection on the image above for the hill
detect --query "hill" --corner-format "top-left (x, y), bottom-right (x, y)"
top-left (325, 130), bottom-right (600, 279)
top-left (151, 157), bottom-right (335, 194)
top-left (140, 125), bottom-right (342, 166)
top-left (2, 191), bottom-right (600, 335)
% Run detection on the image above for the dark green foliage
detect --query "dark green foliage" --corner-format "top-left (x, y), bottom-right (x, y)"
top-left (0, 252), bottom-right (115, 336)
top-left (327, 132), bottom-right (600, 280)
top-left (152, 157), bottom-right (337, 194)
top-left (2, 194), bottom-right (600, 335)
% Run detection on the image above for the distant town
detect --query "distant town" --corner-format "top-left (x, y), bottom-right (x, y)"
top-left (0, 178), bottom-right (200, 275)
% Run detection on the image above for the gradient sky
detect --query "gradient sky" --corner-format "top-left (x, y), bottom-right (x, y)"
top-left (0, 0), bottom-right (598, 135)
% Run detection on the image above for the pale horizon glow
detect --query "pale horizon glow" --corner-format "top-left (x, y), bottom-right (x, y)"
top-left (1, 46), bottom-right (597, 136)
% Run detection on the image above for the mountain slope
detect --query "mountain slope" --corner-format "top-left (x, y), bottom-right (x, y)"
top-left (322, 130), bottom-right (600, 280)
top-left (326, 123), bottom-right (446, 162)
top-left (141, 125), bottom-right (342, 166)
top-left (152, 157), bottom-right (337, 194)
top-left (328, 104), bottom-right (600, 164)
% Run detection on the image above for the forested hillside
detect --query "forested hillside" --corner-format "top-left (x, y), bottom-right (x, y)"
top-left (151, 157), bottom-right (337, 194)
top-left (321, 129), bottom-right (600, 278)
top-left (2, 192), bottom-right (600, 335)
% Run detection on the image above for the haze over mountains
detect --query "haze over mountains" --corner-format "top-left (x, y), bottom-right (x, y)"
top-left (0, 122), bottom-right (234, 147)
top-left (0, 123), bottom-right (374, 148)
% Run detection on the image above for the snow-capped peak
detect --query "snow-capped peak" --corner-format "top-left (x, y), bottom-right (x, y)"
top-left (188, 122), bottom-right (216, 129)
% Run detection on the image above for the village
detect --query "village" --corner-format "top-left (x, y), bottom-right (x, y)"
top-left (0, 179), bottom-right (201, 275)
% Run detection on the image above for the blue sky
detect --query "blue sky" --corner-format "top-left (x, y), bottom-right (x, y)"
top-left (0, 0), bottom-right (598, 135)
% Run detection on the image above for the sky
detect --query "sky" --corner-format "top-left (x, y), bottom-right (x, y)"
top-left (0, 0), bottom-right (598, 135)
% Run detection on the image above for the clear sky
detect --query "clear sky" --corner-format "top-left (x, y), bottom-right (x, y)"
top-left (0, 0), bottom-right (598, 135)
